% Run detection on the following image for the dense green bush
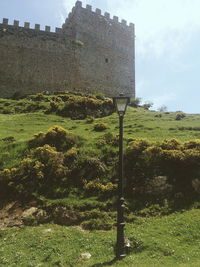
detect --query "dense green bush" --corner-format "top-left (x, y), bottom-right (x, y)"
top-left (142, 101), bottom-right (153, 110)
top-left (70, 155), bottom-right (108, 188)
top-left (81, 218), bottom-right (113, 230)
top-left (49, 101), bottom-right (59, 112)
top-left (0, 127), bottom-right (80, 198)
top-left (86, 116), bottom-right (95, 123)
top-left (95, 93), bottom-right (105, 100)
top-left (0, 93), bottom-right (114, 119)
top-left (0, 126), bottom-right (113, 199)
top-left (129, 97), bottom-right (141, 108)
top-left (96, 133), bottom-right (118, 147)
top-left (125, 139), bottom-right (200, 197)
top-left (83, 179), bottom-right (117, 197)
top-left (175, 112), bottom-right (186, 120)
top-left (28, 126), bottom-right (79, 151)
top-left (2, 121), bottom-right (200, 207)
top-left (0, 145), bottom-right (70, 198)
top-left (93, 122), bottom-right (108, 131)
top-left (56, 96), bottom-right (114, 119)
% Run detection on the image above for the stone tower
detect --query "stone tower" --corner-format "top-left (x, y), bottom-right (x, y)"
top-left (0, 1), bottom-right (135, 98)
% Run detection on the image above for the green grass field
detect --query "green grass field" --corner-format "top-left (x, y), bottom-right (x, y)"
top-left (1, 209), bottom-right (200, 266)
top-left (1, 107), bottom-right (200, 143)
top-left (1, 95), bottom-right (200, 266)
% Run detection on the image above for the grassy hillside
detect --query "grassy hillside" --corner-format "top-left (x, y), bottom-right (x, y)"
top-left (1, 102), bottom-right (200, 174)
top-left (1, 102), bottom-right (200, 167)
top-left (1, 93), bottom-right (200, 266)
top-left (1, 98), bottom-right (200, 142)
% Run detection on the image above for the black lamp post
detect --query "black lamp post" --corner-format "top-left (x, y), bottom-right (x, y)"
top-left (113, 94), bottom-right (130, 259)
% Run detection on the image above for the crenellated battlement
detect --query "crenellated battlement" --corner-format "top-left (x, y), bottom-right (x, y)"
top-left (1, 1), bottom-right (134, 36)
top-left (73, 0), bottom-right (134, 30)
top-left (0, 18), bottom-right (63, 34)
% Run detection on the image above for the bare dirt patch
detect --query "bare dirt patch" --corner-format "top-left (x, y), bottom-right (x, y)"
top-left (0, 201), bottom-right (39, 230)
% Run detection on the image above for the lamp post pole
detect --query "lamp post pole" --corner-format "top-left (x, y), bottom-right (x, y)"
top-left (113, 94), bottom-right (129, 259)
top-left (116, 113), bottom-right (126, 259)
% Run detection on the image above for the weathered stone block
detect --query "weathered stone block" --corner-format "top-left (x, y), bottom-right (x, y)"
top-left (14, 20), bottom-right (19, 27)
top-left (55, 27), bottom-right (62, 33)
top-left (86, 4), bottom-right (92, 11)
top-left (35, 24), bottom-right (40, 30)
top-left (121, 19), bottom-right (127, 25)
top-left (75, 1), bottom-right (82, 7)
top-left (24, 22), bottom-right (30, 28)
top-left (3, 18), bottom-right (8, 25)
top-left (104, 12), bottom-right (110, 19)
top-left (113, 16), bottom-right (118, 22)
top-left (95, 8), bottom-right (101, 15)
top-left (45, 26), bottom-right (51, 32)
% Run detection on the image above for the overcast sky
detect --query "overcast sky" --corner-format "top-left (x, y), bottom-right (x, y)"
top-left (1, 0), bottom-right (200, 113)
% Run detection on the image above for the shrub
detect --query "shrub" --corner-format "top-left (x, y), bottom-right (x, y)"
top-left (28, 126), bottom-right (79, 151)
top-left (2, 108), bottom-right (13, 114)
top-left (49, 101), bottom-right (59, 112)
top-left (142, 101), bottom-right (153, 110)
top-left (81, 218), bottom-right (113, 230)
top-left (70, 156), bottom-right (108, 188)
top-left (34, 93), bottom-right (45, 101)
top-left (129, 97), bottom-right (141, 108)
top-left (95, 93), bottom-right (105, 100)
top-left (125, 139), bottom-right (200, 197)
top-left (44, 126), bottom-right (78, 151)
top-left (57, 95), bottom-right (69, 101)
top-left (175, 112), bottom-right (186, 120)
top-left (126, 139), bottom-right (151, 157)
top-left (57, 96), bottom-right (114, 119)
top-left (83, 179), bottom-right (117, 196)
top-left (0, 168), bottom-right (15, 197)
top-left (86, 116), bottom-right (94, 123)
top-left (0, 145), bottom-right (70, 198)
top-left (64, 147), bottom-right (79, 166)
top-left (96, 133), bottom-right (118, 147)
top-left (24, 102), bottom-right (43, 112)
top-left (1, 136), bottom-right (15, 142)
top-left (28, 132), bottom-right (45, 148)
top-left (138, 201), bottom-right (171, 217)
top-left (160, 139), bottom-right (181, 150)
top-left (184, 139), bottom-right (200, 149)
top-left (74, 40), bottom-right (84, 46)
top-left (78, 209), bottom-right (114, 222)
top-left (155, 114), bottom-right (162, 118)
top-left (93, 122), bottom-right (108, 131)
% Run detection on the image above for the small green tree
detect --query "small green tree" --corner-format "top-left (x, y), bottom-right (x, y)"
top-left (129, 97), bottom-right (141, 108)
top-left (142, 101), bottom-right (153, 110)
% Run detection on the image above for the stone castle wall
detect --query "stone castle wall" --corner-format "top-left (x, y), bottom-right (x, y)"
top-left (0, 1), bottom-right (135, 98)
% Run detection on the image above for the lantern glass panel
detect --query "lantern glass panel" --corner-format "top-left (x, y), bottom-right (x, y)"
top-left (116, 98), bottom-right (128, 113)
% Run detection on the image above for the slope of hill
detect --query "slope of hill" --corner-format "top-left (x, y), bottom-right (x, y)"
top-left (1, 93), bottom-right (200, 266)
